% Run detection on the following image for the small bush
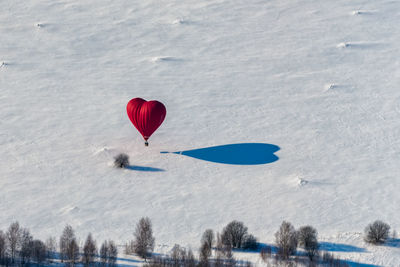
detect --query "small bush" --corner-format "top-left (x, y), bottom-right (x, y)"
top-left (364, 220), bottom-right (390, 244)
top-left (114, 153), bottom-right (129, 168)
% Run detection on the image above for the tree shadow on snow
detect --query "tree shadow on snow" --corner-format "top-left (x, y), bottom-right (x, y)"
top-left (236, 243), bottom-right (380, 267)
top-left (341, 261), bottom-right (381, 267)
top-left (126, 165), bottom-right (165, 172)
top-left (382, 237), bottom-right (400, 248)
top-left (116, 256), bottom-right (141, 264)
top-left (161, 143), bottom-right (280, 165)
top-left (230, 243), bottom-right (278, 254)
top-left (319, 242), bottom-right (366, 253)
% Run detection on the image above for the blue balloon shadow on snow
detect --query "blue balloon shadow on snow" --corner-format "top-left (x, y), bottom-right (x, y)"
top-left (161, 143), bottom-right (280, 165)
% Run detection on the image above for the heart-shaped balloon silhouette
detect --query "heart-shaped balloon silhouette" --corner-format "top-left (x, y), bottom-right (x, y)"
top-left (127, 98), bottom-right (166, 145)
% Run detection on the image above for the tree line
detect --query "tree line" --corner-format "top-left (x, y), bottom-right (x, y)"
top-left (0, 222), bottom-right (117, 267)
top-left (0, 218), bottom-right (393, 267)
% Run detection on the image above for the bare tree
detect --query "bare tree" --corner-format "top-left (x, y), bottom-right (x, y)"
top-left (100, 240), bottom-right (108, 266)
top-left (275, 221), bottom-right (298, 260)
top-left (212, 232), bottom-right (236, 267)
top-left (32, 239), bottom-right (47, 265)
top-left (83, 233), bottom-right (97, 266)
top-left (108, 240), bottom-right (118, 267)
top-left (60, 225), bottom-right (79, 265)
top-left (0, 230), bottom-right (7, 264)
top-left (298, 226), bottom-right (318, 261)
top-left (60, 225), bottom-right (73, 262)
top-left (171, 244), bottom-right (184, 266)
top-left (224, 245), bottom-right (235, 267)
top-left (170, 245), bottom-right (198, 267)
top-left (45, 236), bottom-right (57, 262)
top-left (215, 232), bottom-right (224, 261)
top-left (201, 229), bottom-right (214, 251)
top-left (68, 239), bottom-right (80, 266)
top-left (221, 221), bottom-right (248, 249)
top-left (146, 247), bottom-right (196, 267)
top-left (186, 248), bottom-right (196, 267)
top-left (364, 220), bottom-right (390, 244)
top-left (133, 217), bottom-right (155, 259)
top-left (20, 228), bottom-right (33, 265)
top-left (200, 229), bottom-right (214, 262)
top-left (199, 242), bottom-right (211, 264)
top-left (260, 246), bottom-right (272, 263)
top-left (6, 221), bottom-right (21, 263)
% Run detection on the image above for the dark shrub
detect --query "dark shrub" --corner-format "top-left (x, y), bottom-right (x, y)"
top-left (114, 153), bottom-right (129, 168)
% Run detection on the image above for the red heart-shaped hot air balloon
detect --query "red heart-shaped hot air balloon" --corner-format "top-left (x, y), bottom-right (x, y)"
top-left (127, 98), bottom-right (166, 146)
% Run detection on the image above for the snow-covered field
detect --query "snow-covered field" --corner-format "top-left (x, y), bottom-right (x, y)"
top-left (1, 0), bottom-right (400, 265)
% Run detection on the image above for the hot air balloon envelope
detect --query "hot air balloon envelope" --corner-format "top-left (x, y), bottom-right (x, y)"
top-left (126, 98), bottom-right (166, 143)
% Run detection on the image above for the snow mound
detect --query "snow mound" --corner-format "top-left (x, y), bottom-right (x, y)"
top-left (337, 42), bottom-right (350, 48)
top-left (298, 178), bottom-right (309, 186)
top-left (172, 18), bottom-right (189, 25)
top-left (352, 10), bottom-right (374, 15)
top-left (325, 84), bottom-right (338, 90)
top-left (150, 56), bottom-right (180, 62)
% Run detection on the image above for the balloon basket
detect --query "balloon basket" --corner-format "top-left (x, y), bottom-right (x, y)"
top-left (145, 141), bottom-right (149, 146)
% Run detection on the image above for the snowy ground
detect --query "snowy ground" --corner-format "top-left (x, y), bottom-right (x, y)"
top-left (1, 0), bottom-right (400, 265)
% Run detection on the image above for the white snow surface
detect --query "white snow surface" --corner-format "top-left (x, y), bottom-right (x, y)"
top-left (1, 0), bottom-right (400, 265)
